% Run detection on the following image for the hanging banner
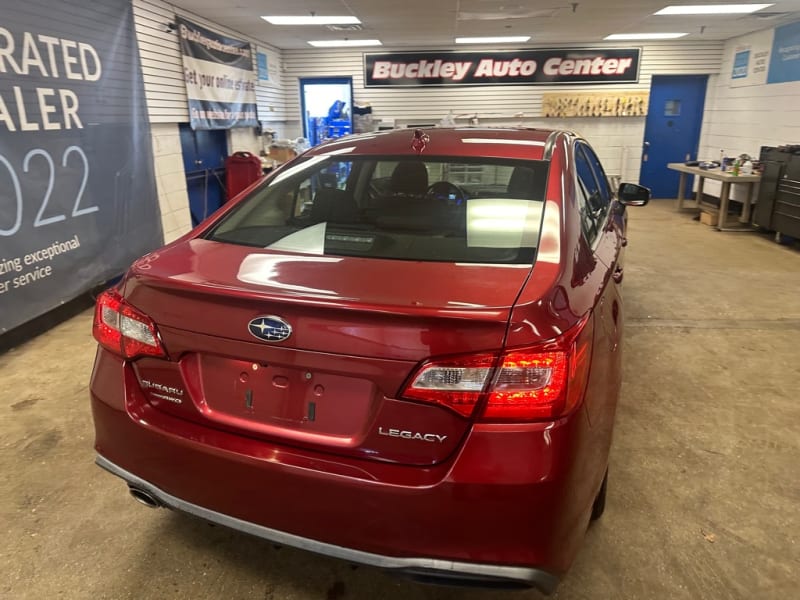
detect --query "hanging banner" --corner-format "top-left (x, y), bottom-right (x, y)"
top-left (364, 48), bottom-right (641, 87)
top-left (176, 17), bottom-right (258, 129)
top-left (767, 20), bottom-right (800, 84)
top-left (0, 0), bottom-right (163, 334)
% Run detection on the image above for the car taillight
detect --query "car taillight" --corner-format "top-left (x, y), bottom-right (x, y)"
top-left (401, 315), bottom-right (594, 422)
top-left (92, 289), bottom-right (166, 359)
top-left (400, 354), bottom-right (496, 417)
top-left (483, 350), bottom-right (569, 420)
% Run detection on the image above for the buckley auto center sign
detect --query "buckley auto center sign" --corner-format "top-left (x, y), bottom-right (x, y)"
top-left (364, 48), bottom-right (641, 86)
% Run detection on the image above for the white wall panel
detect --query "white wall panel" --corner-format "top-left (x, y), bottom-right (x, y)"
top-left (282, 42), bottom-right (723, 182)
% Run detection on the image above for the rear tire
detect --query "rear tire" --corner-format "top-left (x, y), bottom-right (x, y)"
top-left (590, 469), bottom-right (608, 521)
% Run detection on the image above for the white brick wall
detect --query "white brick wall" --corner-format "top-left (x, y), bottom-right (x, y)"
top-left (150, 123), bottom-right (193, 243)
top-left (228, 127), bottom-right (263, 156)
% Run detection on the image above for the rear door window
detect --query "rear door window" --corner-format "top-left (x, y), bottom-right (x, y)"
top-left (207, 156), bottom-right (550, 265)
top-left (578, 143), bottom-right (612, 222)
top-left (574, 141), bottom-right (616, 245)
top-left (574, 148), bottom-right (601, 245)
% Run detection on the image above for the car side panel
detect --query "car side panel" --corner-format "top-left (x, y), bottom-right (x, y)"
top-left (585, 219), bottom-right (624, 474)
top-left (507, 133), bottom-right (620, 546)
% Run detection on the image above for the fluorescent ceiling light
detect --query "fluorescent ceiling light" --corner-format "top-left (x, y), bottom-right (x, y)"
top-left (308, 39), bottom-right (382, 47)
top-left (262, 16), bottom-right (361, 25)
top-left (654, 4), bottom-right (773, 15)
top-left (605, 33), bottom-right (689, 40)
top-left (455, 36), bottom-right (531, 44)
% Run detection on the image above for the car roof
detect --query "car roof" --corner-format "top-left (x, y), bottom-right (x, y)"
top-left (305, 127), bottom-right (560, 161)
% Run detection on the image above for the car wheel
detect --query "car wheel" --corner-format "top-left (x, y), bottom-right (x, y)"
top-left (590, 469), bottom-right (608, 521)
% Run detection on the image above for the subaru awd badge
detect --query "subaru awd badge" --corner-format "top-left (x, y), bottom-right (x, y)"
top-left (248, 316), bottom-right (292, 342)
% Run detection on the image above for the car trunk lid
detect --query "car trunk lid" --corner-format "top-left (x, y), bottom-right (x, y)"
top-left (123, 240), bottom-right (533, 465)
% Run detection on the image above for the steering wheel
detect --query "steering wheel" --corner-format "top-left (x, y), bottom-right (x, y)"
top-left (426, 181), bottom-right (467, 205)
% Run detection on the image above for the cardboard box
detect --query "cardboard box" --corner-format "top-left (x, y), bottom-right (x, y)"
top-left (700, 209), bottom-right (740, 227)
top-left (700, 211), bottom-right (716, 226)
top-left (268, 146), bottom-right (297, 164)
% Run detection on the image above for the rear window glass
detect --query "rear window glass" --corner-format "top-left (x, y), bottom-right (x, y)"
top-left (206, 156), bottom-right (549, 264)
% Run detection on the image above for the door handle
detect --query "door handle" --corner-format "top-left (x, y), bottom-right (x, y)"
top-left (612, 267), bottom-right (624, 284)
top-left (620, 237), bottom-right (628, 247)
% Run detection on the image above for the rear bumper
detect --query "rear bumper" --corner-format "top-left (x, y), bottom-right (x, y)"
top-left (96, 454), bottom-right (557, 591)
top-left (90, 350), bottom-right (600, 593)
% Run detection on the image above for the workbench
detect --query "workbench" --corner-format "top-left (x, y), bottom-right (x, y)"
top-left (667, 163), bottom-right (761, 230)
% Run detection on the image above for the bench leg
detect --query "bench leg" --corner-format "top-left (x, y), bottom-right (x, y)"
top-left (695, 176), bottom-right (705, 208)
top-left (740, 183), bottom-right (754, 224)
top-left (717, 182), bottom-right (731, 229)
top-left (676, 173), bottom-right (687, 208)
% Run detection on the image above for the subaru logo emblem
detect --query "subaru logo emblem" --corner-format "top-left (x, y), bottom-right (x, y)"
top-left (248, 316), bottom-right (292, 342)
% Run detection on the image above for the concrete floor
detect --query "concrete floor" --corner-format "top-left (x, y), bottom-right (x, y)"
top-left (1, 201), bottom-right (798, 599)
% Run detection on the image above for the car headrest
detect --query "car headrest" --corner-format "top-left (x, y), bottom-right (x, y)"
top-left (390, 161), bottom-right (429, 196)
top-left (310, 188), bottom-right (358, 223)
top-left (507, 167), bottom-right (537, 199)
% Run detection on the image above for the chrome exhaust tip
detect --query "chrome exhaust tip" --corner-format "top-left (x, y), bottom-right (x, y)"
top-left (128, 485), bottom-right (161, 508)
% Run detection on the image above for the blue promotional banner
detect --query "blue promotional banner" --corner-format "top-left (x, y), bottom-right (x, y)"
top-left (0, 0), bottom-right (163, 334)
top-left (767, 21), bottom-right (800, 84)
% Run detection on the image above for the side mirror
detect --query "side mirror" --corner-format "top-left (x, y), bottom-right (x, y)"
top-left (618, 183), bottom-right (651, 206)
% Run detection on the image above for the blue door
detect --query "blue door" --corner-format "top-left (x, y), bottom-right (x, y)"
top-left (179, 124), bottom-right (228, 226)
top-left (640, 75), bottom-right (708, 199)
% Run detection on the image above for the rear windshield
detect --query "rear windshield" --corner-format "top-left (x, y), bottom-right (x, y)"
top-left (206, 155), bottom-right (550, 264)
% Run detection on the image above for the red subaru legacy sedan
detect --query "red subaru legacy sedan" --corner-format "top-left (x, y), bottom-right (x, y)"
top-left (90, 128), bottom-right (649, 593)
